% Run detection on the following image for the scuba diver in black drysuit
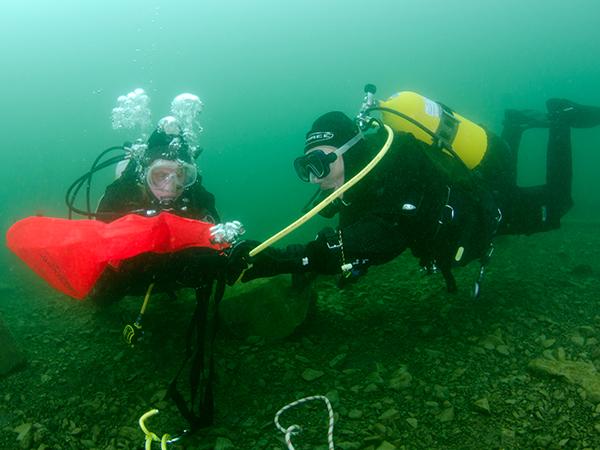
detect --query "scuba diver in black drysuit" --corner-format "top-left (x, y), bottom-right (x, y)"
top-left (67, 119), bottom-right (242, 434)
top-left (234, 91), bottom-right (600, 296)
top-left (92, 124), bottom-right (225, 304)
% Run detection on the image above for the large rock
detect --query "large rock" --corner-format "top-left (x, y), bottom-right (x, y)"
top-left (0, 316), bottom-right (26, 377)
top-left (219, 275), bottom-right (316, 339)
top-left (528, 357), bottom-right (600, 401)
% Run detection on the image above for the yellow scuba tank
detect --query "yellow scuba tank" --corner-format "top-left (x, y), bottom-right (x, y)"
top-left (378, 91), bottom-right (488, 169)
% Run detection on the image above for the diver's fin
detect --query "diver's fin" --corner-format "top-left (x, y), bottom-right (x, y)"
top-left (503, 109), bottom-right (550, 130)
top-left (546, 98), bottom-right (600, 128)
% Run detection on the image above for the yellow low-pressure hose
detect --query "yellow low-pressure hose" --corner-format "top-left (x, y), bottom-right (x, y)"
top-left (249, 124), bottom-right (394, 257)
top-left (139, 409), bottom-right (171, 450)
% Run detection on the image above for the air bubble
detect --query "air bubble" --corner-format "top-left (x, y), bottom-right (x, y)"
top-left (171, 93), bottom-right (204, 155)
top-left (111, 88), bottom-right (152, 139)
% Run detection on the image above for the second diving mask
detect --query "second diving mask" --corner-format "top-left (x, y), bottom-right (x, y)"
top-left (145, 159), bottom-right (197, 201)
top-left (294, 132), bottom-right (363, 182)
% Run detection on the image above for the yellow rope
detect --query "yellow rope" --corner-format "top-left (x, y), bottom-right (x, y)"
top-left (140, 283), bottom-right (155, 315)
top-left (248, 125), bottom-right (394, 257)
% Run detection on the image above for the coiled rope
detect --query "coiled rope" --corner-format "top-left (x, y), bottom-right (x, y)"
top-left (274, 395), bottom-right (335, 450)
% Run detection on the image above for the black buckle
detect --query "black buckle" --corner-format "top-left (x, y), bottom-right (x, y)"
top-left (435, 108), bottom-right (460, 149)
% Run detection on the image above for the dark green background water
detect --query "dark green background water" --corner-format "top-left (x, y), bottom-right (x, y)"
top-left (1, 0), bottom-right (599, 255)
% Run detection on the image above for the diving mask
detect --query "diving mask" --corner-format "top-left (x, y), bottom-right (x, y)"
top-left (294, 132), bottom-right (363, 182)
top-left (145, 159), bottom-right (197, 201)
top-left (294, 150), bottom-right (337, 182)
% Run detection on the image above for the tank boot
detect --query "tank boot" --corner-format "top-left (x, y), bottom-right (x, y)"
top-left (503, 109), bottom-right (550, 130)
top-left (546, 98), bottom-right (600, 128)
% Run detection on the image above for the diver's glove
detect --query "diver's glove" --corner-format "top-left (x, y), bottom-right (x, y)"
top-left (210, 220), bottom-right (245, 245)
top-left (225, 240), bottom-right (260, 285)
top-left (225, 240), bottom-right (306, 285)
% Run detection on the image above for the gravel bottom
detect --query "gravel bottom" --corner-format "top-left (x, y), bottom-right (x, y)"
top-left (1, 221), bottom-right (600, 450)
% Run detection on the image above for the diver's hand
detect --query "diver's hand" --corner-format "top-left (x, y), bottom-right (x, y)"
top-left (225, 240), bottom-right (260, 285)
top-left (210, 220), bottom-right (245, 245)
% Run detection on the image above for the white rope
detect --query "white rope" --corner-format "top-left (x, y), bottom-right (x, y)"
top-left (274, 395), bottom-right (335, 450)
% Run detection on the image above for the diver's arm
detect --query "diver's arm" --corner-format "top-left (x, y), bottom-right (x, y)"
top-left (336, 215), bottom-right (410, 267)
top-left (297, 215), bottom-right (409, 278)
top-left (239, 214), bottom-right (409, 281)
top-left (191, 184), bottom-right (221, 223)
top-left (95, 186), bottom-right (125, 222)
top-left (95, 178), bottom-right (142, 222)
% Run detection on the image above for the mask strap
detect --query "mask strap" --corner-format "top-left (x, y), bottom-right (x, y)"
top-left (333, 132), bottom-right (364, 158)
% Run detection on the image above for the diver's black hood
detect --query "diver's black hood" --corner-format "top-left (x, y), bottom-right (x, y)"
top-left (304, 111), bottom-right (360, 152)
top-left (119, 128), bottom-right (196, 183)
top-left (144, 128), bottom-right (194, 165)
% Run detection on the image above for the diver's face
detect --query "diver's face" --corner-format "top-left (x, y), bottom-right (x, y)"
top-left (307, 145), bottom-right (345, 190)
top-left (145, 159), bottom-right (196, 203)
top-left (148, 172), bottom-right (185, 202)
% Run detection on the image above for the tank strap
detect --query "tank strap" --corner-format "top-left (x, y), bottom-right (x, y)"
top-left (434, 104), bottom-right (460, 150)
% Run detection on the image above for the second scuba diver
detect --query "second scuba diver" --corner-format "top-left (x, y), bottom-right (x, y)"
top-left (235, 87), bottom-right (600, 295)
top-left (90, 116), bottom-right (235, 304)
top-left (67, 92), bottom-right (245, 432)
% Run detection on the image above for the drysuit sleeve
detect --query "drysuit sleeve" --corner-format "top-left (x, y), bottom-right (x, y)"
top-left (297, 214), bottom-right (410, 277)
top-left (336, 215), bottom-right (411, 266)
top-left (96, 179), bottom-right (142, 223)
top-left (90, 247), bottom-right (229, 304)
top-left (239, 217), bottom-right (410, 282)
top-left (188, 183), bottom-right (221, 223)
